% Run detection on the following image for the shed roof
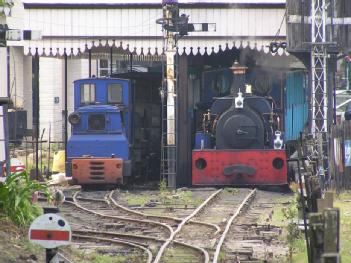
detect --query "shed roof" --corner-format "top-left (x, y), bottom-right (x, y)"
top-left (18, 0), bottom-right (287, 56)
top-left (22, 0), bottom-right (286, 4)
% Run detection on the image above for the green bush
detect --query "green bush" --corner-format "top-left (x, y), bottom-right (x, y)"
top-left (0, 171), bottom-right (52, 226)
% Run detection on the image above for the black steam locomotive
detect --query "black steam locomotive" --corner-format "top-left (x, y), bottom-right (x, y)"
top-left (192, 87), bottom-right (287, 186)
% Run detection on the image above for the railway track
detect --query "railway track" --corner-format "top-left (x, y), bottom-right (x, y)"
top-left (111, 187), bottom-right (260, 262)
top-left (222, 190), bottom-right (290, 262)
top-left (39, 187), bottom-right (289, 262)
top-left (60, 190), bottom-right (210, 262)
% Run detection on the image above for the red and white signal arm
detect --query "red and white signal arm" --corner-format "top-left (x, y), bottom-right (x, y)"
top-left (29, 213), bottom-right (71, 249)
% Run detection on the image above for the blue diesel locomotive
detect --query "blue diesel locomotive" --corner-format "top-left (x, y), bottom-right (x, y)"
top-left (67, 78), bottom-right (131, 185)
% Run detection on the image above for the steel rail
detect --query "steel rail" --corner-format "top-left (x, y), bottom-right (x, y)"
top-left (73, 234), bottom-right (153, 263)
top-left (73, 229), bottom-right (209, 261)
top-left (108, 190), bottom-right (221, 234)
top-left (75, 197), bottom-right (106, 202)
top-left (71, 191), bottom-right (174, 238)
top-left (212, 188), bottom-right (257, 263)
top-left (153, 188), bottom-right (223, 263)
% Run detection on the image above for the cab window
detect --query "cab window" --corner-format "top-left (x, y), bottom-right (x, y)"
top-left (80, 84), bottom-right (95, 104)
top-left (108, 83), bottom-right (123, 104)
top-left (88, 114), bottom-right (105, 131)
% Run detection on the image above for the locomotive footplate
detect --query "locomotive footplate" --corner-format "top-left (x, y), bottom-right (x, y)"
top-left (192, 149), bottom-right (287, 186)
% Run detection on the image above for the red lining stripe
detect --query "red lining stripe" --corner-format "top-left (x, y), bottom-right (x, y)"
top-left (30, 229), bottom-right (70, 241)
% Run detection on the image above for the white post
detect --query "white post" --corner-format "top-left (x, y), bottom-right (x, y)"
top-left (162, 0), bottom-right (177, 188)
top-left (0, 12), bottom-right (8, 174)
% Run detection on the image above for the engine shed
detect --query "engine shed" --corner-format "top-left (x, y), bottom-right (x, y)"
top-left (3, 0), bottom-right (308, 186)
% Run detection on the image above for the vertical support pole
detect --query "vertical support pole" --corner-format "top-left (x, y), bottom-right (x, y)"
top-left (327, 55), bottom-right (336, 127)
top-left (163, 0), bottom-right (177, 188)
top-left (129, 53), bottom-right (133, 72)
top-left (3, 104), bottom-right (10, 176)
top-left (32, 50), bottom-right (40, 180)
top-left (43, 207), bottom-right (59, 263)
top-left (309, 213), bottom-right (325, 263)
top-left (64, 52), bottom-right (68, 173)
top-left (311, 0), bottom-right (328, 185)
top-left (110, 47), bottom-right (113, 76)
top-left (311, 0), bottom-right (328, 134)
top-left (4, 46), bottom-right (10, 176)
top-left (88, 49), bottom-right (92, 78)
top-left (322, 208), bottom-right (340, 262)
top-left (177, 54), bottom-right (190, 186)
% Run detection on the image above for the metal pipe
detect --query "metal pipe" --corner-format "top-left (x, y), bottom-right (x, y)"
top-left (129, 53), bottom-right (133, 72)
top-left (109, 47), bottom-right (113, 75)
top-left (32, 49), bottom-right (40, 180)
top-left (64, 52), bottom-right (68, 173)
top-left (4, 46), bottom-right (10, 176)
top-left (88, 49), bottom-right (92, 78)
top-left (40, 128), bottom-right (45, 174)
top-left (47, 123), bottom-right (51, 179)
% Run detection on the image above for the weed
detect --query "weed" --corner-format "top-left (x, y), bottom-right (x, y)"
top-left (225, 188), bottom-right (239, 194)
top-left (282, 194), bottom-right (302, 262)
top-left (159, 178), bottom-right (167, 193)
top-left (217, 250), bottom-right (227, 262)
top-left (0, 171), bottom-right (52, 226)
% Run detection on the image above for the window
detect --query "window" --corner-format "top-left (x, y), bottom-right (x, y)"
top-left (108, 84), bottom-right (123, 104)
top-left (80, 84), bottom-right (95, 104)
top-left (88, 114), bottom-right (105, 131)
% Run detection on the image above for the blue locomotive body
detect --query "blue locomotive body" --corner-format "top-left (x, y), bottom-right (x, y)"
top-left (67, 78), bottom-right (131, 184)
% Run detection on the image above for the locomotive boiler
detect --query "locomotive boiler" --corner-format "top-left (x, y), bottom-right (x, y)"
top-left (192, 71), bottom-right (288, 186)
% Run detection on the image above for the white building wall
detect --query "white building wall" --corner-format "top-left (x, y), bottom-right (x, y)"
top-left (9, 47), bottom-right (24, 109)
top-left (0, 47), bottom-right (7, 161)
top-left (66, 58), bottom-right (90, 137)
top-left (39, 58), bottom-right (64, 141)
top-left (23, 55), bottom-right (32, 129)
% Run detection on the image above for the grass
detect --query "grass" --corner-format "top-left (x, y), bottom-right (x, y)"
top-left (21, 239), bottom-right (43, 254)
top-left (121, 180), bottom-right (202, 208)
top-left (291, 238), bottom-right (308, 263)
top-left (224, 187), bottom-right (239, 194)
top-left (257, 194), bottom-right (293, 227)
top-left (0, 217), bottom-right (45, 262)
top-left (288, 191), bottom-right (351, 262)
top-left (163, 246), bottom-right (199, 263)
top-left (122, 192), bottom-right (152, 207)
top-left (334, 192), bottom-right (351, 261)
top-left (64, 246), bottom-right (146, 263)
top-left (79, 254), bottom-right (129, 263)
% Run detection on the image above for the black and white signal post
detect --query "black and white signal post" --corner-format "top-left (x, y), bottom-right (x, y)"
top-left (157, 0), bottom-right (215, 188)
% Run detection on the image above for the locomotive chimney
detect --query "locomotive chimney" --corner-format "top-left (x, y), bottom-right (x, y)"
top-left (230, 61), bottom-right (248, 96)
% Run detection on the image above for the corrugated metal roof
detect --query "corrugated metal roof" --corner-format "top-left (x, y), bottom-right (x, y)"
top-left (18, 1), bottom-right (287, 56)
